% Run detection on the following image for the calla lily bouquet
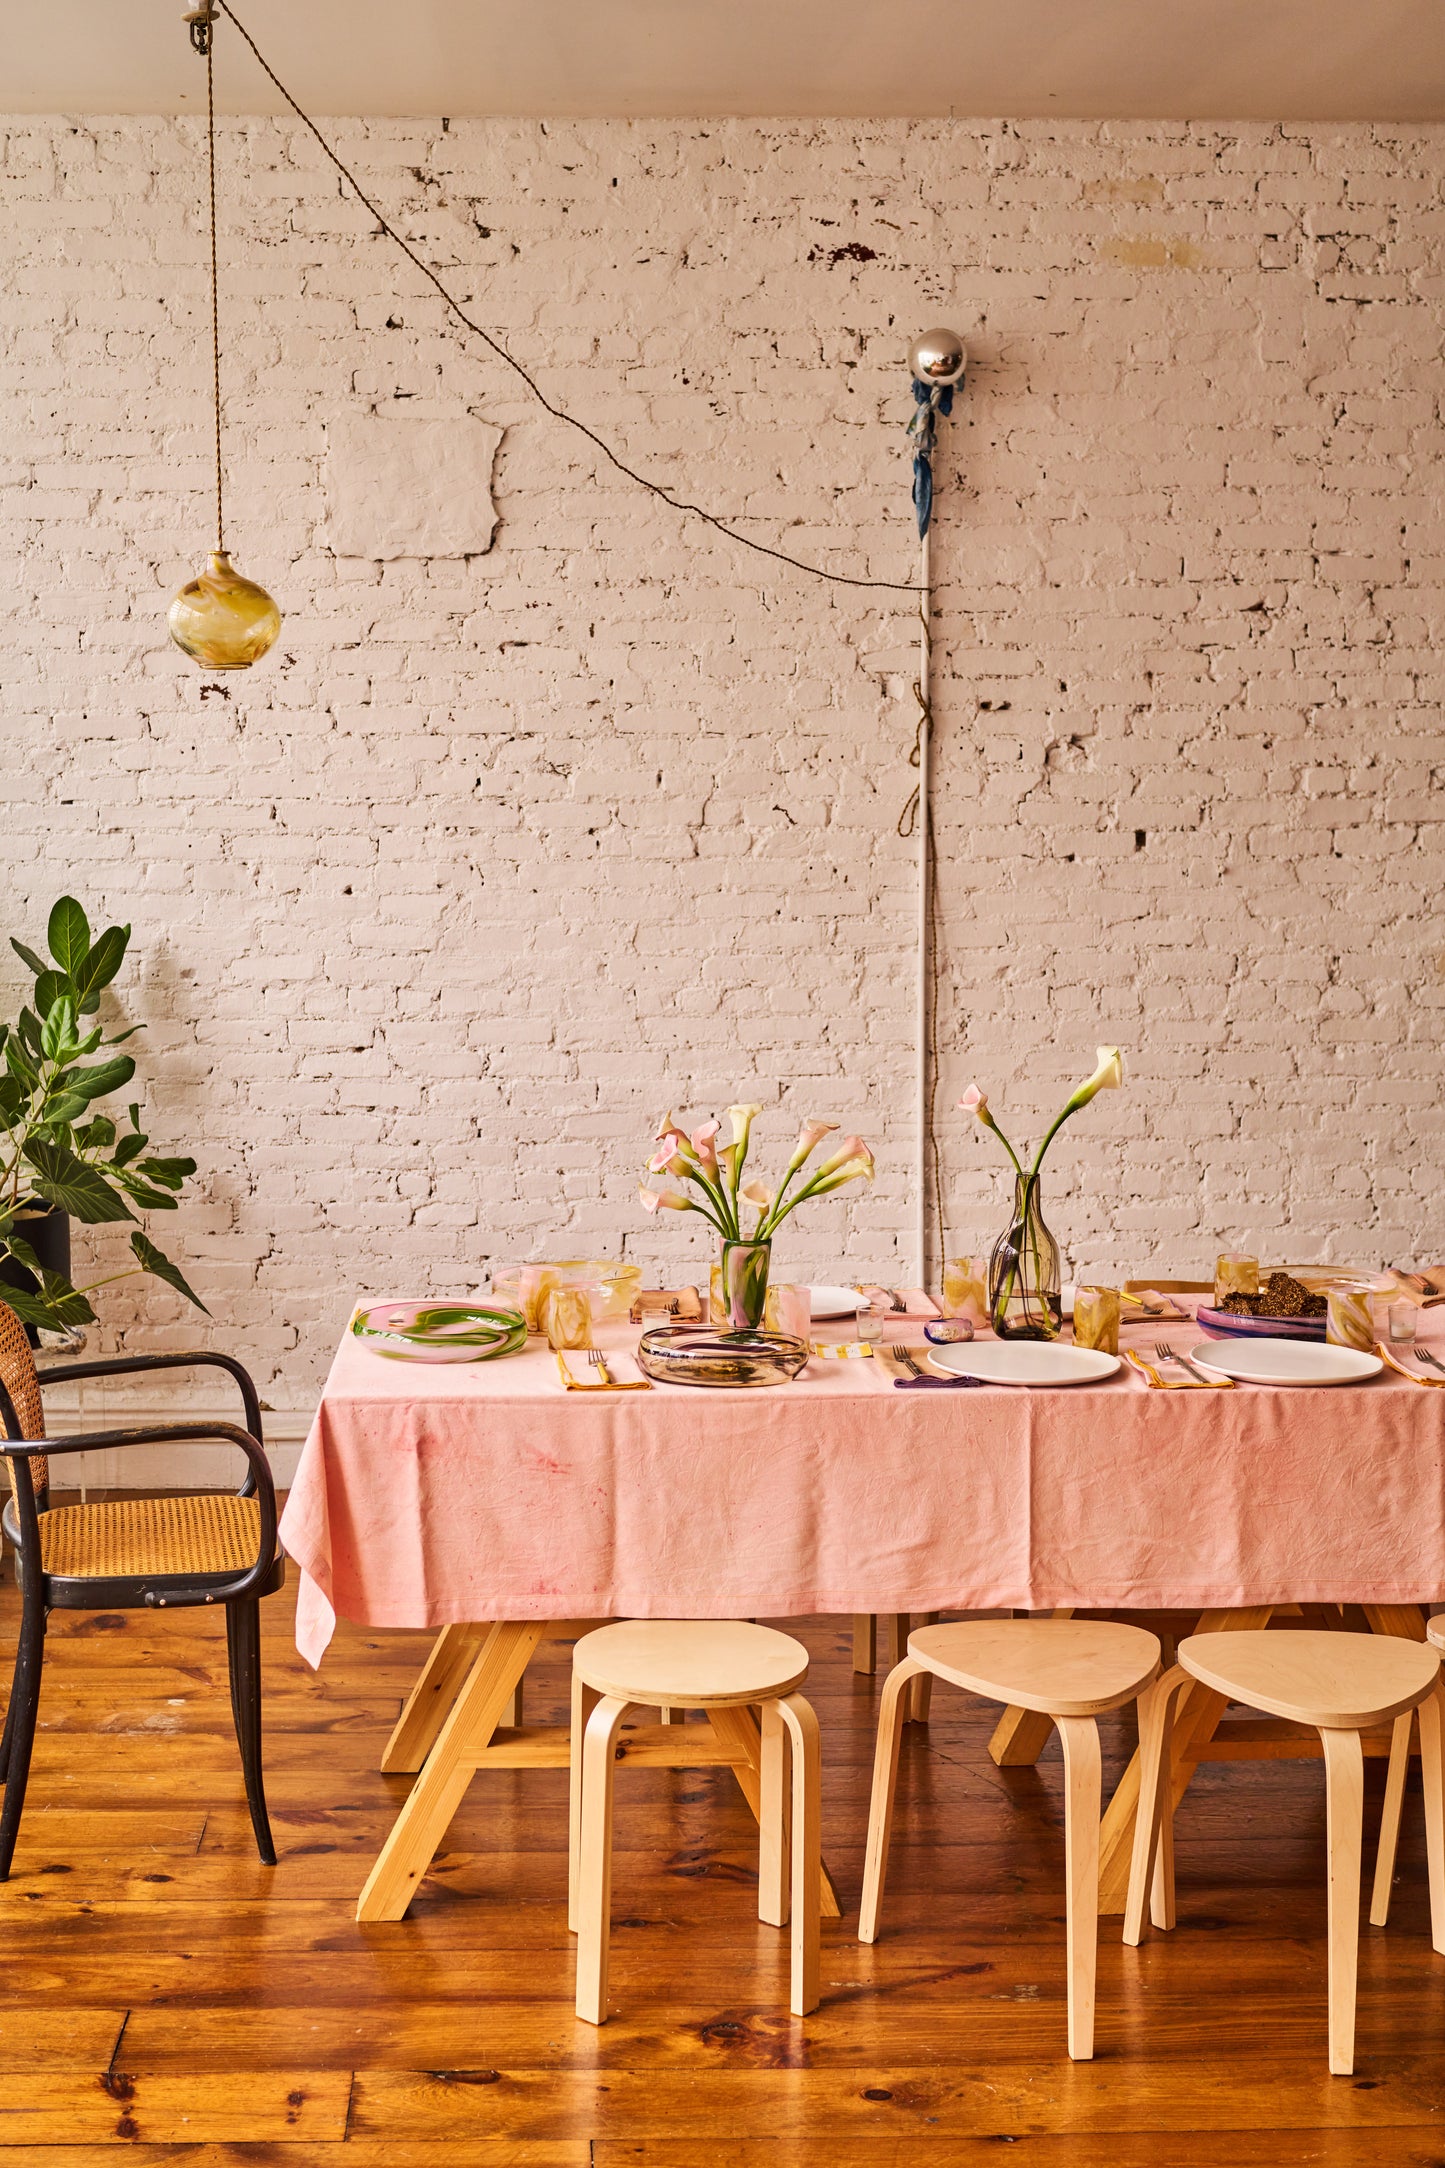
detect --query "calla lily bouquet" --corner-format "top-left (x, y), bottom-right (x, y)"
top-left (959, 1048), bottom-right (1125, 1340)
top-left (959, 1046), bottom-right (1125, 1186)
top-left (640, 1106), bottom-right (874, 1244)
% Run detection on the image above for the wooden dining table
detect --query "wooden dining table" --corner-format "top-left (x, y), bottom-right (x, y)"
top-left (278, 1299), bottom-right (1445, 1924)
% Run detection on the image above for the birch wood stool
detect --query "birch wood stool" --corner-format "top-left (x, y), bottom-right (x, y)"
top-left (1371, 1611), bottom-right (1445, 1931)
top-left (858, 1618), bottom-right (1162, 2059)
top-left (569, 1620), bottom-right (821, 2025)
top-left (1126, 1630), bottom-right (1445, 2076)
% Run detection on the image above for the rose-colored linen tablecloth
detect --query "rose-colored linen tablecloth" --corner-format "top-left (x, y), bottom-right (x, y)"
top-left (280, 1308), bottom-right (1445, 1668)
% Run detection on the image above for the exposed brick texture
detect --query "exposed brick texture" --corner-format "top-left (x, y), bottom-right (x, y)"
top-left (2, 114), bottom-right (1442, 1414)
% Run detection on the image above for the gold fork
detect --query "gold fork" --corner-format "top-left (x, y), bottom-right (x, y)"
top-left (587, 1347), bottom-right (615, 1384)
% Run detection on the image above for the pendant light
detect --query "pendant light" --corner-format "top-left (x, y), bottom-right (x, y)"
top-left (168, 0), bottom-right (282, 671)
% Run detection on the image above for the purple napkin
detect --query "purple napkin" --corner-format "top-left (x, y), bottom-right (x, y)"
top-left (893, 1374), bottom-right (982, 1389)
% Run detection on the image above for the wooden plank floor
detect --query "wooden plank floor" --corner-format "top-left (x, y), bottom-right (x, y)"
top-left (0, 1574), bottom-right (1442, 2163)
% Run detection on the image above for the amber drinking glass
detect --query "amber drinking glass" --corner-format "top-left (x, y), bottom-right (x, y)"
top-left (941, 1256), bottom-right (988, 1324)
top-left (1213, 1254), bottom-right (1259, 1307)
top-left (542, 1287), bottom-right (593, 1350)
top-left (1073, 1285), bottom-right (1121, 1357)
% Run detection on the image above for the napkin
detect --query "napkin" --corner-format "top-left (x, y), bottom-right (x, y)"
top-left (1375, 1342), bottom-right (1445, 1388)
top-left (555, 1351), bottom-right (652, 1392)
top-left (1125, 1348), bottom-right (1232, 1391)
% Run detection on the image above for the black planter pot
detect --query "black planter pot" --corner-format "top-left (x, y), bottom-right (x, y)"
top-left (0, 1208), bottom-right (71, 1348)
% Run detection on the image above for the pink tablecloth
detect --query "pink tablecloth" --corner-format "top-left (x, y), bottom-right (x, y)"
top-left (279, 1307), bottom-right (1445, 1667)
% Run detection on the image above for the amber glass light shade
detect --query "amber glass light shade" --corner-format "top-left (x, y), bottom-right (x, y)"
top-left (168, 551), bottom-right (281, 670)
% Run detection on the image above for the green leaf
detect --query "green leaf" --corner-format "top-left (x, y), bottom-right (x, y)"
top-left (70, 924), bottom-right (129, 1012)
top-left (0, 1273), bottom-right (96, 1331)
top-left (74, 1115), bottom-right (116, 1151)
top-left (9, 939), bottom-right (48, 978)
top-left (128, 1103), bottom-right (142, 1131)
top-left (136, 1154), bottom-right (196, 1189)
top-left (106, 1024), bottom-right (145, 1044)
top-left (32, 970), bottom-right (74, 1019)
top-left (0, 1077), bottom-right (22, 1125)
top-left (111, 1176), bottom-right (179, 1211)
top-left (47, 897), bottom-right (91, 979)
top-left (130, 1232), bottom-right (208, 1314)
top-left (40, 997), bottom-right (77, 1064)
top-left (22, 1139), bottom-right (135, 1224)
top-left (16, 1010), bottom-right (42, 1056)
top-left (5, 1033), bottom-right (38, 1088)
top-left (111, 1129), bottom-right (147, 1166)
top-left (42, 1094), bottom-right (89, 1127)
top-left (2, 1234), bottom-right (41, 1277)
top-left (65, 1055), bottom-right (136, 1106)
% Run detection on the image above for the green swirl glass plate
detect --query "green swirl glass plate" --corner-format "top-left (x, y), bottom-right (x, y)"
top-left (353, 1301), bottom-right (528, 1363)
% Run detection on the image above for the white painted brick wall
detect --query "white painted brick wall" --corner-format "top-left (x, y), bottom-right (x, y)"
top-left (2, 113), bottom-right (1443, 1425)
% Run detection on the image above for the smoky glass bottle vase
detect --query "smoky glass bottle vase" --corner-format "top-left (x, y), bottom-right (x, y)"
top-left (988, 1175), bottom-right (1062, 1340)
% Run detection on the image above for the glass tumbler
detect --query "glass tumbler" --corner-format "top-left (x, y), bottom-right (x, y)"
top-left (1387, 1299), bottom-right (1421, 1345)
top-left (1073, 1285), bottom-right (1121, 1357)
top-left (855, 1290), bottom-right (892, 1346)
top-left (542, 1286), bottom-right (593, 1350)
top-left (941, 1256), bottom-right (989, 1324)
top-left (1214, 1254), bottom-right (1259, 1307)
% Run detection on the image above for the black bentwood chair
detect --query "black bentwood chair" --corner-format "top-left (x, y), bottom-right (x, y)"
top-left (0, 1298), bottom-right (284, 1876)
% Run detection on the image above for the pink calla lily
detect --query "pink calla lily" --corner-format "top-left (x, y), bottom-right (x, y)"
top-left (639, 1184), bottom-right (695, 1214)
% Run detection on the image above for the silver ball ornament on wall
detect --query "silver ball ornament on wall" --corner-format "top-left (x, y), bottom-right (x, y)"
top-left (908, 327), bottom-right (967, 387)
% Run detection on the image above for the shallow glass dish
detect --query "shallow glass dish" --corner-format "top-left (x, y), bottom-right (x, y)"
top-left (490, 1259), bottom-right (642, 1325)
top-left (636, 1325), bottom-right (810, 1388)
top-left (353, 1301), bottom-right (528, 1363)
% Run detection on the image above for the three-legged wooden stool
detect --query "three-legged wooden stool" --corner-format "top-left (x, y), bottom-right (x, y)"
top-left (1127, 1630), bottom-right (1445, 2075)
top-left (859, 1618), bottom-right (1162, 2059)
top-left (1371, 1612), bottom-right (1445, 1929)
top-left (569, 1620), bottom-right (822, 2025)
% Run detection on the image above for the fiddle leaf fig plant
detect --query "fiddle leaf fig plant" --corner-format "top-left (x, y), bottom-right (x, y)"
top-left (0, 897), bottom-right (207, 1332)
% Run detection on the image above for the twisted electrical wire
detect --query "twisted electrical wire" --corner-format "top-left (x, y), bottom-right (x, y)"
top-left (213, 0), bottom-right (924, 596)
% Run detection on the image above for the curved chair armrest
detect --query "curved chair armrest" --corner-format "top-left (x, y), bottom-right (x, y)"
top-left (37, 1353), bottom-right (265, 1491)
top-left (2, 1422), bottom-right (279, 1608)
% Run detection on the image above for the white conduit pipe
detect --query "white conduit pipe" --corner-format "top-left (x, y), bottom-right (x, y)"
top-left (916, 525), bottom-right (932, 1292)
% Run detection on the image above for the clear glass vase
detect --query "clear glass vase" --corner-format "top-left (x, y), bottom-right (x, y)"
top-left (713, 1239), bottom-right (773, 1331)
top-left (988, 1175), bottom-right (1061, 1340)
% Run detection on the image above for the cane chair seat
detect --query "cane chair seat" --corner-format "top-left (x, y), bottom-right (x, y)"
top-left (26, 1492), bottom-right (264, 1580)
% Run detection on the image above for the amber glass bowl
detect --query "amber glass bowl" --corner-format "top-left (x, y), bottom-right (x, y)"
top-left (636, 1325), bottom-right (810, 1388)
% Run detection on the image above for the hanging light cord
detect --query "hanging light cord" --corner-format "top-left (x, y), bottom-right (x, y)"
top-left (204, 33), bottom-right (224, 555)
top-left (208, 0), bottom-right (923, 596)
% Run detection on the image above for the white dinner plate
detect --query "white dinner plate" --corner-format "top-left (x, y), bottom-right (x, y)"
top-left (808, 1284), bottom-right (862, 1320)
top-left (1187, 1338), bottom-right (1382, 1387)
top-left (928, 1341), bottom-right (1121, 1387)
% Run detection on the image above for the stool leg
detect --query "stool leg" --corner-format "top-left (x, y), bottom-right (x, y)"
top-left (1418, 1679), bottom-right (1445, 1956)
top-left (1321, 1726), bottom-right (1365, 2076)
top-left (568, 1671), bottom-right (602, 1933)
top-left (759, 1698), bottom-right (791, 1929)
top-left (1125, 1666), bottom-right (1186, 1946)
top-left (905, 1616), bottom-right (938, 1724)
top-left (852, 1614), bottom-right (877, 1674)
top-left (858, 1657), bottom-right (927, 1943)
top-left (778, 1691), bottom-right (821, 2017)
top-left (574, 1695), bottom-right (626, 2024)
top-left (1369, 1710), bottom-right (1413, 1929)
top-left (1055, 1715), bottom-right (1102, 2061)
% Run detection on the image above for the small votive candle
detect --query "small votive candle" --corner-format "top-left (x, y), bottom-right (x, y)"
top-left (1214, 1253), bottom-right (1259, 1307)
top-left (942, 1256), bottom-right (989, 1324)
top-left (764, 1283), bottom-right (811, 1340)
top-left (1387, 1299), bottom-right (1421, 1346)
top-left (542, 1286), bottom-right (593, 1350)
top-left (1073, 1285), bottom-right (1121, 1357)
top-left (855, 1289), bottom-right (892, 1345)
